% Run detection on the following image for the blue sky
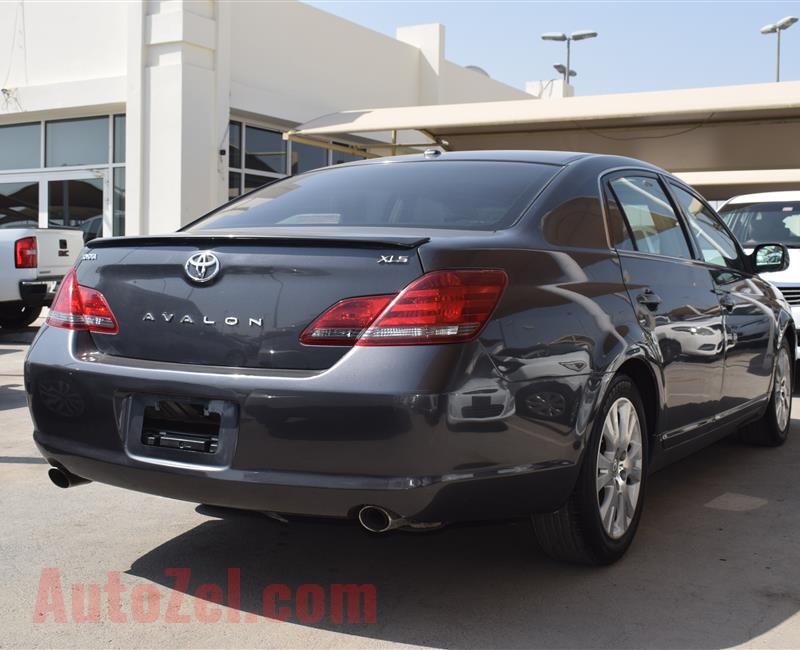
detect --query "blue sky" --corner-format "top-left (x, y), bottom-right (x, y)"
top-left (306, 1), bottom-right (800, 96)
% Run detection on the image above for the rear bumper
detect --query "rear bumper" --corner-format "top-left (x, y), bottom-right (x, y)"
top-left (19, 276), bottom-right (61, 307)
top-left (34, 434), bottom-right (577, 521)
top-left (26, 327), bottom-right (595, 522)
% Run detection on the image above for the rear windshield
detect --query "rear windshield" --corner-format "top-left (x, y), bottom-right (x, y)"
top-left (186, 160), bottom-right (559, 232)
top-left (719, 201), bottom-right (800, 247)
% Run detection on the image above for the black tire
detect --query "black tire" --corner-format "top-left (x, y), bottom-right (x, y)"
top-left (0, 303), bottom-right (42, 329)
top-left (738, 338), bottom-right (792, 447)
top-left (531, 375), bottom-right (649, 565)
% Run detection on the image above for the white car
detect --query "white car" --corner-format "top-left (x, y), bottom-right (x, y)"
top-left (0, 228), bottom-right (83, 329)
top-left (718, 191), bottom-right (800, 356)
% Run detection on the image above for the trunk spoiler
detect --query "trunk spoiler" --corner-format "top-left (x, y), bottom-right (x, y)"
top-left (87, 233), bottom-right (431, 250)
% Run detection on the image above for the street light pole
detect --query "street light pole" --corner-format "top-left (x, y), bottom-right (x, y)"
top-left (541, 30), bottom-right (597, 86)
top-left (565, 39), bottom-right (571, 84)
top-left (761, 16), bottom-right (798, 82)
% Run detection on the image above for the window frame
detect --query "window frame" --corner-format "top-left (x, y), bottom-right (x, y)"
top-left (663, 177), bottom-right (750, 274)
top-left (0, 113), bottom-right (125, 237)
top-left (227, 119), bottom-right (367, 200)
top-left (600, 168), bottom-right (696, 263)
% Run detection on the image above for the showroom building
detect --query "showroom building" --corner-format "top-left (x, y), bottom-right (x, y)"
top-left (0, 0), bottom-right (531, 239)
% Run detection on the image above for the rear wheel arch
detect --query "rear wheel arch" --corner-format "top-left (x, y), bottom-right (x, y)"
top-left (615, 359), bottom-right (660, 460)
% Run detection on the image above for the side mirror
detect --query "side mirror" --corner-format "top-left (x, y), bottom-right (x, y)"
top-left (751, 243), bottom-right (790, 274)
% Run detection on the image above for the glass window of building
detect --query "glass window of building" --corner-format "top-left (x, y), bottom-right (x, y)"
top-left (0, 181), bottom-right (39, 228)
top-left (244, 174), bottom-right (278, 194)
top-left (229, 121), bottom-right (242, 169)
top-left (46, 116), bottom-right (109, 167)
top-left (291, 141), bottom-right (328, 175)
top-left (228, 171), bottom-right (242, 200)
top-left (47, 178), bottom-right (104, 241)
top-left (113, 168), bottom-right (126, 237)
top-left (331, 146), bottom-right (365, 165)
top-left (0, 123), bottom-right (40, 170)
top-left (245, 126), bottom-right (285, 174)
top-left (113, 115), bottom-right (126, 164)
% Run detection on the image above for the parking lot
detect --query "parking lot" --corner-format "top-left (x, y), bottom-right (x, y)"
top-left (2, 320), bottom-right (800, 649)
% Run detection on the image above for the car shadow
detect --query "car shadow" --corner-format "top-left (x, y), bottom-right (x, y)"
top-left (128, 429), bottom-right (800, 649)
top-left (0, 384), bottom-right (29, 411)
top-left (0, 323), bottom-right (41, 346)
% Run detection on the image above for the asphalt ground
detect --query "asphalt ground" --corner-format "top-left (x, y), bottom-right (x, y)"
top-left (2, 318), bottom-right (799, 649)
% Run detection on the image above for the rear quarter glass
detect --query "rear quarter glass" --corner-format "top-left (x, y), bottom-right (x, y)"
top-left (186, 161), bottom-right (560, 232)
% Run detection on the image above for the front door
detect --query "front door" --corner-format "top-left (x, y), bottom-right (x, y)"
top-left (0, 169), bottom-right (109, 242)
top-left (668, 182), bottom-right (775, 411)
top-left (605, 172), bottom-right (726, 443)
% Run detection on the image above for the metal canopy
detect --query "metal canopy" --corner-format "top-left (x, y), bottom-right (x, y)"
top-left (286, 81), bottom-right (800, 199)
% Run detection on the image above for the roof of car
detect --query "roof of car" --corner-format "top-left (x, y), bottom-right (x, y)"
top-left (723, 190), bottom-right (800, 206)
top-left (346, 150), bottom-right (662, 170)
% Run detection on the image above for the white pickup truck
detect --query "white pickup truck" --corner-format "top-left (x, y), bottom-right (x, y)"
top-left (0, 228), bottom-right (83, 329)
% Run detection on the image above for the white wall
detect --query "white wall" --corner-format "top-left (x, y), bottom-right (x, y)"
top-left (440, 61), bottom-right (530, 104)
top-left (229, 1), bottom-right (420, 124)
top-left (229, 2), bottom-right (529, 124)
top-left (0, 1), bottom-right (126, 88)
top-left (0, 0), bottom-right (535, 236)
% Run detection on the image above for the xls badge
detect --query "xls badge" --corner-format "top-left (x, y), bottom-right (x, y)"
top-left (378, 255), bottom-right (409, 264)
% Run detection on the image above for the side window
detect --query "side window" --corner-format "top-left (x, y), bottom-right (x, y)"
top-left (607, 175), bottom-right (692, 259)
top-left (604, 193), bottom-right (635, 251)
top-left (670, 184), bottom-right (742, 270)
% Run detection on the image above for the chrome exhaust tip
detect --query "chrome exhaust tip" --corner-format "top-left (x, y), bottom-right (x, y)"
top-left (48, 467), bottom-right (91, 489)
top-left (357, 505), bottom-right (406, 533)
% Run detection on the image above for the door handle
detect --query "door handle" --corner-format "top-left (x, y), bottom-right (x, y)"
top-left (636, 288), bottom-right (662, 310)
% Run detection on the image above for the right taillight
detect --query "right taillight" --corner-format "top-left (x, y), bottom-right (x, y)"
top-left (15, 236), bottom-right (37, 269)
top-left (46, 269), bottom-right (119, 334)
top-left (300, 269), bottom-right (507, 347)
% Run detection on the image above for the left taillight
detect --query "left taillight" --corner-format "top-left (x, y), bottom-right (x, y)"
top-left (15, 236), bottom-right (37, 269)
top-left (46, 269), bottom-right (119, 334)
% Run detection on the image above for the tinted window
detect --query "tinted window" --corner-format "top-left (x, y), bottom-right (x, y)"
top-left (113, 115), bottom-right (126, 163)
top-left (0, 180), bottom-right (39, 228)
top-left (245, 126), bottom-right (285, 174)
top-left (671, 184), bottom-right (741, 269)
top-left (187, 161), bottom-right (558, 231)
top-left (609, 175), bottom-right (691, 259)
top-left (605, 194), bottom-right (634, 250)
top-left (291, 141), bottom-right (328, 175)
top-left (0, 123), bottom-right (40, 170)
top-left (331, 146), bottom-right (365, 165)
top-left (719, 200), bottom-right (800, 248)
top-left (46, 117), bottom-right (109, 167)
top-left (229, 121), bottom-right (242, 169)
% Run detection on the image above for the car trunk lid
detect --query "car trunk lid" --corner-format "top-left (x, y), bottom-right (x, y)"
top-left (78, 233), bottom-right (427, 370)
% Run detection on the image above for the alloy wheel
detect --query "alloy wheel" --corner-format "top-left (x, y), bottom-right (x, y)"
top-left (596, 397), bottom-right (643, 539)
top-left (774, 346), bottom-right (792, 431)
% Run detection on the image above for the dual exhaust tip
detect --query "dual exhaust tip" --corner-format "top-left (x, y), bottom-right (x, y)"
top-left (48, 467), bottom-right (90, 489)
top-left (357, 505), bottom-right (406, 533)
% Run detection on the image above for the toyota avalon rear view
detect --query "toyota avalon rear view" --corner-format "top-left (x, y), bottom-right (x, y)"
top-left (25, 151), bottom-right (794, 565)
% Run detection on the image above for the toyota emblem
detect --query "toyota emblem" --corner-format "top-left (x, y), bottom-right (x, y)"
top-left (184, 251), bottom-right (220, 283)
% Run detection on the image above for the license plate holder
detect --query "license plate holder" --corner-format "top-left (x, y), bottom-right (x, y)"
top-left (124, 395), bottom-right (238, 468)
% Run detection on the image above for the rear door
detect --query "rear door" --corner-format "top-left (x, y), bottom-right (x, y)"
top-left (604, 171), bottom-right (725, 443)
top-left (668, 181), bottom-right (775, 410)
